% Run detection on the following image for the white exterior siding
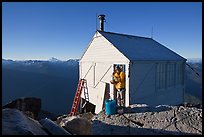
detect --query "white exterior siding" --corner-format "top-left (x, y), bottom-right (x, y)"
top-left (94, 62), bottom-right (113, 86)
top-left (134, 86), bottom-right (183, 106)
top-left (79, 30), bottom-right (186, 114)
top-left (80, 62), bottom-right (112, 113)
top-left (81, 32), bottom-right (129, 63)
top-left (80, 32), bottom-right (130, 113)
top-left (129, 61), bottom-right (185, 106)
top-left (129, 62), bottom-right (156, 104)
top-left (80, 61), bottom-right (129, 113)
top-left (80, 62), bottom-right (95, 87)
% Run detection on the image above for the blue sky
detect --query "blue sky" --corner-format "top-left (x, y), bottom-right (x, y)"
top-left (2, 2), bottom-right (202, 60)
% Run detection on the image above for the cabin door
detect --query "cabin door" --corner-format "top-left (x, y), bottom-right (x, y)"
top-left (112, 64), bottom-right (126, 106)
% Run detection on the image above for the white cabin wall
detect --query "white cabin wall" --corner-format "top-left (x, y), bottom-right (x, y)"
top-left (80, 62), bottom-right (129, 114)
top-left (134, 86), bottom-right (183, 106)
top-left (129, 61), bottom-right (184, 106)
top-left (94, 62), bottom-right (113, 85)
top-left (80, 32), bottom-right (130, 114)
top-left (92, 62), bottom-right (113, 113)
top-left (129, 62), bottom-right (156, 104)
top-left (80, 62), bottom-right (109, 113)
top-left (80, 62), bottom-right (94, 87)
top-left (81, 32), bottom-right (129, 63)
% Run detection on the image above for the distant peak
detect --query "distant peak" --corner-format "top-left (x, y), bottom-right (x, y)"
top-left (187, 58), bottom-right (202, 63)
top-left (66, 59), bottom-right (79, 62)
top-left (49, 57), bottom-right (61, 62)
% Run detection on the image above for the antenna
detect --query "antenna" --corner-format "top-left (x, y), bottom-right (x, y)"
top-left (151, 26), bottom-right (153, 39)
top-left (96, 13), bottom-right (98, 31)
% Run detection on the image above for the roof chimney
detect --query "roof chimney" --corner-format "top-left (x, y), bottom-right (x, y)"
top-left (98, 14), bottom-right (105, 31)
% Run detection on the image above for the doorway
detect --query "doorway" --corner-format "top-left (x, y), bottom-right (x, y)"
top-left (112, 64), bottom-right (126, 106)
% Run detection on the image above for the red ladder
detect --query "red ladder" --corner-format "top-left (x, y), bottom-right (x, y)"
top-left (69, 79), bottom-right (86, 116)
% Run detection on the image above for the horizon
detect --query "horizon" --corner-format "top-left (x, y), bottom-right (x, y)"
top-left (2, 57), bottom-right (80, 61)
top-left (2, 57), bottom-right (202, 62)
top-left (2, 2), bottom-right (202, 60)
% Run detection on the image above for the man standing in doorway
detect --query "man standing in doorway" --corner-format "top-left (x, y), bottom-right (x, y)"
top-left (110, 65), bottom-right (126, 107)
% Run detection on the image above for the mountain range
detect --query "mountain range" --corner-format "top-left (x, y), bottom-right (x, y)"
top-left (2, 58), bottom-right (202, 115)
top-left (2, 58), bottom-right (79, 115)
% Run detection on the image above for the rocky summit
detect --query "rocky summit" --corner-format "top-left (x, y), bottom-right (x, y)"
top-left (2, 103), bottom-right (202, 135)
top-left (91, 104), bottom-right (202, 135)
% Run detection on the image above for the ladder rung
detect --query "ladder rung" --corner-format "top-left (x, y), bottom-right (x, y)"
top-left (76, 93), bottom-right (79, 95)
top-left (69, 79), bottom-right (88, 116)
top-left (77, 89), bottom-right (81, 91)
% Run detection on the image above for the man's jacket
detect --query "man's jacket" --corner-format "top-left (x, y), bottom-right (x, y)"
top-left (113, 71), bottom-right (126, 89)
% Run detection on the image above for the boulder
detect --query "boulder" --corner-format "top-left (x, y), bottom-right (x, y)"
top-left (58, 115), bottom-right (91, 135)
top-left (78, 112), bottom-right (94, 122)
top-left (2, 97), bottom-right (41, 119)
top-left (59, 115), bottom-right (78, 127)
top-left (37, 109), bottom-right (56, 120)
top-left (56, 114), bottom-right (68, 125)
top-left (24, 111), bottom-right (35, 119)
top-left (39, 118), bottom-right (71, 135)
top-left (2, 108), bottom-right (48, 135)
top-left (64, 117), bottom-right (91, 135)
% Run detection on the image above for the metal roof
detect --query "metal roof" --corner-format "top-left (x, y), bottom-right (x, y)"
top-left (98, 31), bottom-right (186, 61)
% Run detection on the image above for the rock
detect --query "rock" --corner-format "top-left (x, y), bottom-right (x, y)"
top-left (2, 97), bottom-right (41, 119)
top-left (56, 112), bottom-right (94, 135)
top-left (78, 112), bottom-right (94, 122)
top-left (91, 104), bottom-right (202, 135)
top-left (193, 104), bottom-right (202, 109)
top-left (2, 108), bottom-right (48, 135)
top-left (39, 118), bottom-right (71, 135)
top-left (56, 114), bottom-right (68, 125)
top-left (37, 109), bottom-right (56, 121)
top-left (59, 115), bottom-right (91, 135)
top-left (24, 111), bottom-right (35, 119)
top-left (117, 107), bottom-right (125, 114)
top-left (58, 115), bottom-right (77, 127)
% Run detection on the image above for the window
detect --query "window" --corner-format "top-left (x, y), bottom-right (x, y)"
top-left (156, 63), bottom-right (166, 90)
top-left (166, 63), bottom-right (175, 88)
top-left (175, 63), bottom-right (184, 85)
top-left (156, 62), bottom-right (183, 90)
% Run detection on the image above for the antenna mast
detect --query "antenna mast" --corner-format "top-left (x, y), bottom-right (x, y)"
top-left (96, 13), bottom-right (98, 31)
top-left (151, 26), bottom-right (153, 39)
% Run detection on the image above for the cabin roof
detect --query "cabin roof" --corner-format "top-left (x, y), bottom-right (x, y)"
top-left (98, 31), bottom-right (186, 61)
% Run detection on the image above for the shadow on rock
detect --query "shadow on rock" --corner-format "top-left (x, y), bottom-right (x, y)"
top-left (2, 97), bottom-right (41, 119)
top-left (120, 104), bottom-right (172, 114)
top-left (91, 120), bottom-right (199, 135)
top-left (2, 108), bottom-right (48, 135)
